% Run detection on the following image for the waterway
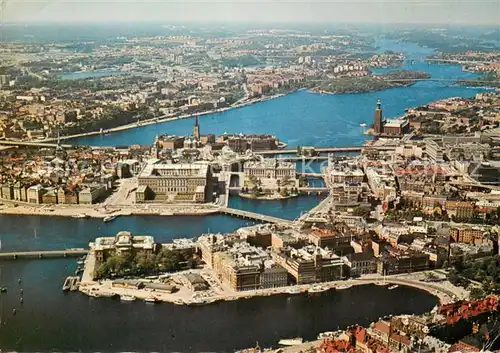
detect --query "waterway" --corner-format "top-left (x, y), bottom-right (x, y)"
top-left (229, 195), bottom-right (326, 220)
top-left (0, 214), bottom-right (256, 252)
top-left (72, 41), bottom-right (488, 148)
top-left (0, 38), bottom-right (486, 351)
top-left (0, 260), bottom-right (437, 352)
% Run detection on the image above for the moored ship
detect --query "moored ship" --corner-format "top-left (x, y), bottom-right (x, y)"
top-left (278, 337), bottom-right (303, 346)
top-left (120, 295), bottom-right (136, 302)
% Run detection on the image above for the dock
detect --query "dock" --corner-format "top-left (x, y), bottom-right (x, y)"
top-left (0, 249), bottom-right (88, 261)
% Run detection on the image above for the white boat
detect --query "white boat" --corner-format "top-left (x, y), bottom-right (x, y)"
top-left (278, 337), bottom-right (303, 346)
top-left (308, 285), bottom-right (328, 294)
top-left (120, 295), bottom-right (136, 302)
top-left (103, 215), bottom-right (117, 223)
top-left (286, 287), bottom-right (302, 295)
top-left (145, 297), bottom-right (159, 303)
top-left (336, 285), bottom-right (353, 290)
top-left (388, 285), bottom-right (399, 290)
top-left (72, 213), bottom-right (89, 219)
top-left (317, 331), bottom-right (336, 340)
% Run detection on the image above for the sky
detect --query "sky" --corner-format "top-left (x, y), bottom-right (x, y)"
top-left (2, 0), bottom-right (500, 25)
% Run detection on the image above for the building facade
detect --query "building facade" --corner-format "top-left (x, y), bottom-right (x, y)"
top-left (137, 163), bottom-right (211, 203)
top-left (244, 159), bottom-right (295, 180)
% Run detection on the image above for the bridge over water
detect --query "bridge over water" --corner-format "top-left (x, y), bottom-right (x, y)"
top-left (0, 249), bottom-right (88, 260)
top-left (0, 140), bottom-right (111, 150)
top-left (218, 207), bottom-right (293, 224)
top-left (257, 147), bottom-right (363, 155)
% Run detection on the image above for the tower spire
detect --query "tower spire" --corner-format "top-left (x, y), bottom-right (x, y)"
top-left (193, 116), bottom-right (200, 140)
top-left (373, 99), bottom-right (383, 135)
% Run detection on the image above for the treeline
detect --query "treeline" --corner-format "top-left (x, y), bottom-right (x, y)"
top-left (94, 248), bottom-right (198, 280)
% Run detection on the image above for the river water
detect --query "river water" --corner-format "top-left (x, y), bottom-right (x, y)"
top-left (73, 43), bottom-right (487, 149)
top-left (0, 261), bottom-right (436, 353)
top-left (0, 39), bottom-right (490, 351)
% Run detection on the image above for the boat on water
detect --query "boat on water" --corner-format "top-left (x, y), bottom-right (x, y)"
top-left (388, 285), bottom-right (399, 290)
top-left (278, 337), bottom-right (303, 346)
top-left (0, 287), bottom-right (7, 293)
top-left (120, 295), bottom-right (136, 302)
top-left (145, 297), bottom-right (159, 304)
top-left (317, 331), bottom-right (336, 340)
top-left (74, 268), bottom-right (83, 275)
top-left (62, 277), bottom-right (72, 291)
top-left (308, 285), bottom-right (328, 294)
top-left (336, 285), bottom-right (353, 290)
top-left (72, 213), bottom-right (89, 219)
top-left (286, 287), bottom-right (302, 295)
top-left (103, 215), bottom-right (117, 223)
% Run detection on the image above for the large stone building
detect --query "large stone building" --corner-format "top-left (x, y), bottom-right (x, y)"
top-left (373, 100), bottom-right (409, 136)
top-left (79, 184), bottom-right (107, 205)
top-left (377, 248), bottom-right (429, 275)
top-left (90, 231), bottom-right (156, 263)
top-left (243, 159), bottom-right (295, 180)
top-left (137, 162), bottom-right (212, 203)
top-left (218, 134), bottom-right (280, 153)
top-left (199, 234), bottom-right (288, 291)
top-left (272, 246), bottom-right (350, 284)
top-left (451, 226), bottom-right (486, 245)
top-left (308, 228), bottom-right (352, 250)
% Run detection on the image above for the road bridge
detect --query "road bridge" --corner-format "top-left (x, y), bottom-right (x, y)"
top-left (276, 156), bottom-right (330, 162)
top-left (218, 207), bottom-right (293, 224)
top-left (0, 249), bottom-right (88, 260)
top-left (257, 147), bottom-right (362, 155)
top-left (297, 172), bottom-right (324, 178)
top-left (0, 139), bottom-right (117, 150)
top-left (448, 180), bottom-right (500, 191)
top-left (298, 187), bottom-right (329, 193)
top-left (0, 140), bottom-right (75, 149)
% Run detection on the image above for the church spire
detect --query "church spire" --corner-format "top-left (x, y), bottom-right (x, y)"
top-left (193, 117), bottom-right (200, 140)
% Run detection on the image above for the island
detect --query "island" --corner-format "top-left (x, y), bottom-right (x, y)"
top-left (310, 70), bottom-right (431, 95)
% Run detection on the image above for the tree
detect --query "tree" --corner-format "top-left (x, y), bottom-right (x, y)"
top-left (352, 206), bottom-right (371, 218)
top-left (470, 287), bottom-right (486, 300)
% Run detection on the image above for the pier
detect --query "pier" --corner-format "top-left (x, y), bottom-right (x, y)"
top-left (0, 249), bottom-right (88, 260)
top-left (218, 207), bottom-right (293, 224)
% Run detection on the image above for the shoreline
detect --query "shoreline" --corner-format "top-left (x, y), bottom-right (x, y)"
top-left (78, 269), bottom-right (464, 307)
top-left (238, 193), bottom-right (299, 201)
top-left (47, 92), bottom-right (292, 144)
top-left (0, 202), bottom-right (221, 219)
top-left (309, 81), bottom-right (418, 96)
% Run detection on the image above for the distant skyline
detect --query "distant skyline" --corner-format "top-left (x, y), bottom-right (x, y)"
top-left (3, 0), bottom-right (500, 26)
